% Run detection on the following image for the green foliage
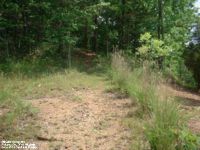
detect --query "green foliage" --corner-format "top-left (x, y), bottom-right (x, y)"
top-left (0, 0), bottom-right (200, 146)
top-left (185, 45), bottom-right (200, 89)
top-left (137, 33), bottom-right (170, 60)
top-left (0, 0), bottom-right (196, 59)
top-left (136, 32), bottom-right (197, 89)
top-left (177, 129), bottom-right (200, 150)
top-left (146, 125), bottom-right (200, 150)
top-left (0, 0), bottom-right (198, 89)
top-left (0, 58), bottom-right (64, 77)
top-left (0, 0), bottom-right (51, 58)
top-left (164, 58), bottom-right (197, 88)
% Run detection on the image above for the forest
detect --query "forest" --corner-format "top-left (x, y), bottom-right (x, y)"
top-left (0, 0), bottom-right (200, 150)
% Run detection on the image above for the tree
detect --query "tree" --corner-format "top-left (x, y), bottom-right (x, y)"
top-left (0, 0), bottom-right (196, 61)
top-left (157, 0), bottom-right (164, 39)
top-left (0, 0), bottom-right (51, 59)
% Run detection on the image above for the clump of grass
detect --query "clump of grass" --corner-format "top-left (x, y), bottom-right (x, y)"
top-left (146, 97), bottom-right (180, 150)
top-left (111, 52), bottom-right (131, 92)
top-left (110, 52), bottom-right (200, 149)
top-left (0, 90), bottom-right (37, 140)
top-left (111, 52), bottom-right (158, 113)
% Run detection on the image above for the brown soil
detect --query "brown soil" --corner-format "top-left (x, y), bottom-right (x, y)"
top-left (31, 88), bottom-right (132, 150)
top-left (167, 86), bottom-right (200, 104)
top-left (166, 86), bottom-right (200, 134)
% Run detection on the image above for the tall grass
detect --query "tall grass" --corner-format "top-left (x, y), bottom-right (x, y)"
top-left (0, 90), bottom-right (36, 140)
top-left (146, 97), bottom-right (180, 150)
top-left (110, 52), bottom-right (199, 150)
top-left (111, 52), bottom-right (158, 113)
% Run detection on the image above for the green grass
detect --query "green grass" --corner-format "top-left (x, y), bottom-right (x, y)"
top-left (0, 90), bottom-right (38, 140)
top-left (122, 113), bottom-right (148, 150)
top-left (146, 98), bottom-right (180, 150)
top-left (110, 52), bottom-right (200, 150)
top-left (0, 58), bottom-right (105, 140)
top-left (0, 55), bottom-right (199, 149)
top-left (1, 68), bottom-right (104, 100)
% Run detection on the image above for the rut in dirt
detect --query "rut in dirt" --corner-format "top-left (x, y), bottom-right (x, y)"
top-left (31, 88), bottom-right (133, 150)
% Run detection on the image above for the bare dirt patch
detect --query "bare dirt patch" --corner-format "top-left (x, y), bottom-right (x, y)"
top-left (188, 119), bottom-right (200, 134)
top-left (165, 85), bottom-right (200, 135)
top-left (31, 88), bottom-right (132, 150)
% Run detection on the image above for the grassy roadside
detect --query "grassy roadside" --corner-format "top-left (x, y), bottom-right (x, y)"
top-left (109, 52), bottom-right (200, 150)
top-left (0, 58), bottom-right (105, 141)
top-left (0, 54), bottom-right (199, 149)
top-left (0, 89), bottom-right (38, 140)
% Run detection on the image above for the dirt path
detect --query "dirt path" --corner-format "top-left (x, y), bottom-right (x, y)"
top-left (31, 88), bottom-right (132, 150)
top-left (166, 86), bottom-right (200, 104)
top-left (166, 86), bottom-right (200, 134)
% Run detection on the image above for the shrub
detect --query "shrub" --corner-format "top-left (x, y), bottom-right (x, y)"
top-left (136, 32), bottom-right (197, 89)
top-left (184, 45), bottom-right (200, 89)
top-left (137, 32), bottom-right (170, 65)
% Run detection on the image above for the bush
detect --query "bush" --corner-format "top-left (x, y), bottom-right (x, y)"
top-left (136, 32), bottom-right (197, 89)
top-left (0, 58), bottom-right (65, 78)
top-left (184, 45), bottom-right (200, 89)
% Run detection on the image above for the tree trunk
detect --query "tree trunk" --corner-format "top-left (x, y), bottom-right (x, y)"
top-left (93, 15), bottom-right (98, 52)
top-left (158, 0), bottom-right (164, 39)
top-left (106, 36), bottom-right (109, 57)
top-left (83, 20), bottom-right (89, 49)
top-left (120, 0), bottom-right (126, 49)
top-left (68, 44), bottom-right (71, 69)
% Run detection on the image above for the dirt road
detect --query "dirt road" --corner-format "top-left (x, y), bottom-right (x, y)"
top-left (31, 88), bottom-right (132, 150)
top-left (30, 83), bottom-right (200, 150)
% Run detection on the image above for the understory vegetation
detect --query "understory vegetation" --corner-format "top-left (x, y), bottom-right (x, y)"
top-left (1, 0), bottom-right (200, 149)
top-left (110, 52), bottom-right (200, 150)
top-left (1, 0), bottom-right (200, 90)
top-left (0, 50), bottom-right (199, 149)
